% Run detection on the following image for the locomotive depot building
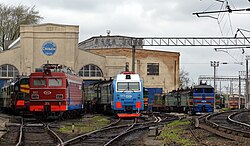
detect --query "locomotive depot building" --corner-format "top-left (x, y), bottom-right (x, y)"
top-left (0, 23), bottom-right (180, 104)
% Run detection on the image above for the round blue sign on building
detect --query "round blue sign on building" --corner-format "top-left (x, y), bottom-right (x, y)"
top-left (42, 41), bottom-right (56, 56)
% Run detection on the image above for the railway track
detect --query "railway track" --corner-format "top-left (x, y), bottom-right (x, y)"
top-left (229, 110), bottom-right (250, 124)
top-left (19, 118), bottom-right (63, 145)
top-left (0, 117), bottom-right (63, 146)
top-left (0, 116), bottom-right (22, 145)
top-left (60, 118), bottom-right (137, 146)
top-left (197, 110), bottom-right (250, 144)
top-left (109, 114), bottom-right (178, 145)
top-left (0, 113), bottom-right (177, 145)
top-left (60, 114), bottom-right (177, 146)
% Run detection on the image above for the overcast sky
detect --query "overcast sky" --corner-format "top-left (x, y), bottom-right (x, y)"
top-left (2, 0), bottom-right (250, 90)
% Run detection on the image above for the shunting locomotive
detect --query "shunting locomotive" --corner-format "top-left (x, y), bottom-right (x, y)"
top-left (0, 76), bottom-right (30, 114)
top-left (29, 64), bottom-right (84, 118)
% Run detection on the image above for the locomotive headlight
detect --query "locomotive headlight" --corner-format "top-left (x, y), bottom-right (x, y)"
top-left (56, 94), bottom-right (63, 99)
top-left (31, 94), bottom-right (39, 99)
top-left (136, 102), bottom-right (141, 108)
top-left (138, 94), bottom-right (140, 99)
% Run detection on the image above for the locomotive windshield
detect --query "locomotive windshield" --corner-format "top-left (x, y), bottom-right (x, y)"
top-left (117, 82), bottom-right (140, 91)
top-left (33, 79), bottom-right (46, 86)
top-left (194, 88), bottom-right (214, 93)
top-left (204, 88), bottom-right (213, 93)
top-left (20, 78), bottom-right (29, 84)
top-left (194, 88), bottom-right (203, 93)
top-left (48, 78), bottom-right (62, 87)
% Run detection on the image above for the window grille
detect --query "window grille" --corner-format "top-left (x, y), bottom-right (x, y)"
top-left (0, 64), bottom-right (19, 77)
top-left (147, 63), bottom-right (159, 75)
top-left (79, 64), bottom-right (103, 77)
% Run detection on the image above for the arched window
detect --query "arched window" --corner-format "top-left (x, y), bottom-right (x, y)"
top-left (0, 64), bottom-right (19, 77)
top-left (79, 64), bottom-right (103, 77)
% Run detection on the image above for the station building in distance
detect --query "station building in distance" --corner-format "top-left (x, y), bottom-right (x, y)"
top-left (0, 23), bottom-right (180, 96)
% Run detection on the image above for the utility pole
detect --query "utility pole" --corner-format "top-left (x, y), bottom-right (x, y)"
top-left (132, 38), bottom-right (138, 73)
top-left (239, 71), bottom-right (247, 108)
top-left (210, 61), bottom-right (219, 109)
top-left (239, 74), bottom-right (241, 109)
top-left (246, 55), bottom-right (250, 109)
top-left (132, 45), bottom-right (135, 72)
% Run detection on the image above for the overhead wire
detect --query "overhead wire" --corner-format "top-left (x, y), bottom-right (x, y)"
top-left (203, 2), bottom-right (218, 12)
top-left (217, 0), bottom-right (225, 36)
top-left (196, 0), bottom-right (249, 64)
top-left (228, 0), bottom-right (236, 10)
top-left (215, 0), bottom-right (245, 63)
top-left (226, 1), bottom-right (234, 35)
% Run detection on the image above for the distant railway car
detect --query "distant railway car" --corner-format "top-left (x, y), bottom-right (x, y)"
top-left (228, 94), bottom-right (245, 109)
top-left (84, 80), bottom-right (113, 114)
top-left (84, 72), bottom-right (144, 118)
top-left (0, 80), bottom-right (14, 112)
top-left (239, 97), bottom-right (245, 109)
top-left (84, 81), bottom-right (98, 113)
top-left (215, 94), bottom-right (225, 109)
top-left (29, 64), bottom-right (83, 118)
top-left (0, 76), bottom-right (30, 114)
top-left (152, 93), bottom-right (165, 111)
top-left (164, 89), bottom-right (192, 113)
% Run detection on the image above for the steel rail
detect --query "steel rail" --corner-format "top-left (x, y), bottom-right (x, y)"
top-left (15, 118), bottom-right (24, 146)
top-left (61, 123), bottom-right (135, 146)
top-left (47, 123), bottom-right (64, 145)
top-left (205, 111), bottom-right (250, 138)
top-left (100, 118), bottom-right (121, 129)
top-left (103, 121), bottom-right (137, 146)
top-left (228, 111), bottom-right (250, 129)
top-left (103, 115), bottom-right (178, 146)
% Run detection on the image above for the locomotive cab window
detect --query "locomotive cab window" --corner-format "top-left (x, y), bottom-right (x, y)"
top-left (117, 82), bottom-right (140, 91)
top-left (129, 82), bottom-right (140, 91)
top-left (117, 82), bottom-right (128, 91)
top-left (49, 78), bottom-right (62, 87)
top-left (204, 88), bottom-right (213, 93)
top-left (20, 79), bottom-right (29, 85)
top-left (194, 88), bottom-right (203, 93)
top-left (33, 79), bottom-right (46, 86)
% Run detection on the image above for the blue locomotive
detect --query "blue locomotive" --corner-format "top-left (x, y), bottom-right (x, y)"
top-left (192, 84), bottom-right (214, 113)
top-left (152, 83), bottom-right (215, 114)
top-left (84, 72), bottom-right (144, 118)
top-left (113, 72), bottom-right (144, 117)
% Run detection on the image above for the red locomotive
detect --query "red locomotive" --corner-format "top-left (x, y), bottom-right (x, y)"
top-left (29, 64), bottom-right (84, 118)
